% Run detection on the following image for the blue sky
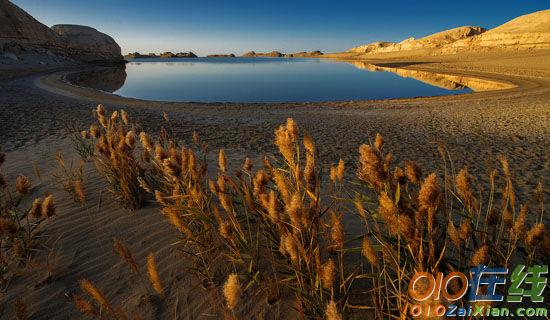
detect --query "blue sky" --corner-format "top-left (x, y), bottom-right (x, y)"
top-left (12, 0), bottom-right (549, 56)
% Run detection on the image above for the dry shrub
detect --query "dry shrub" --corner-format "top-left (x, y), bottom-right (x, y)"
top-left (77, 112), bottom-right (547, 319)
top-left (74, 240), bottom-right (164, 319)
top-left (352, 137), bottom-right (549, 318)
top-left (149, 117), bottom-right (351, 318)
top-left (0, 149), bottom-right (56, 286)
top-left (81, 106), bottom-right (146, 210)
top-left (66, 122), bottom-right (95, 161)
top-left (52, 151), bottom-right (86, 204)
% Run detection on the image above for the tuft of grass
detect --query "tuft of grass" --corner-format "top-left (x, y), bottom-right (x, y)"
top-left (76, 111), bottom-right (548, 319)
top-left (81, 105), bottom-right (147, 210)
top-left (52, 151), bottom-right (86, 204)
top-left (0, 148), bottom-right (56, 286)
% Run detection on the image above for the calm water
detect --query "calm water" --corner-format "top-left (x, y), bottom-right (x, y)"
top-left (107, 58), bottom-right (472, 102)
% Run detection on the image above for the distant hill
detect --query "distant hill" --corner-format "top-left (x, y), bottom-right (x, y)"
top-left (444, 9), bottom-right (550, 52)
top-left (349, 26), bottom-right (485, 54)
top-left (349, 9), bottom-right (550, 55)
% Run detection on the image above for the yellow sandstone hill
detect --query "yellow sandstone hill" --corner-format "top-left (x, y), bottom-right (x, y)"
top-left (444, 9), bottom-right (550, 52)
top-left (349, 9), bottom-right (550, 55)
top-left (349, 26), bottom-right (485, 53)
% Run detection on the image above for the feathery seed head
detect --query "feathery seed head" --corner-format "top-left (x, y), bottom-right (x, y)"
top-left (15, 175), bottom-right (31, 195)
top-left (418, 173), bottom-right (440, 211)
top-left (125, 131), bottom-right (135, 148)
top-left (405, 161), bottom-right (422, 184)
top-left (448, 221), bottom-right (461, 249)
top-left (286, 118), bottom-right (298, 139)
top-left (29, 198), bottom-right (43, 218)
top-left (218, 149), bottom-right (227, 173)
top-left (147, 253), bottom-right (163, 295)
top-left (74, 294), bottom-right (97, 315)
top-left (121, 110), bottom-right (129, 125)
top-left (321, 259), bottom-right (336, 289)
top-left (303, 133), bottom-right (315, 154)
top-left (374, 133), bottom-right (384, 151)
top-left (139, 132), bottom-right (153, 152)
top-left (471, 245), bottom-right (489, 266)
top-left (362, 237), bottom-right (378, 267)
top-left (325, 300), bottom-right (342, 320)
top-left (113, 239), bottom-right (138, 273)
top-left (223, 274), bottom-right (241, 311)
top-left (526, 223), bottom-right (546, 248)
top-left (357, 144), bottom-right (385, 188)
top-left (79, 279), bottom-right (114, 315)
top-left (330, 211), bottom-right (345, 250)
top-left (456, 168), bottom-right (473, 203)
top-left (41, 195), bottom-right (55, 217)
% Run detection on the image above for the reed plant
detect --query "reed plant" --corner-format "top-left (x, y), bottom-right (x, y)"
top-left (0, 149), bottom-right (56, 286)
top-left (81, 106), bottom-right (146, 210)
top-left (77, 109), bottom-right (548, 319)
top-left (66, 122), bottom-right (95, 161)
top-left (350, 134), bottom-right (549, 318)
top-left (52, 151), bottom-right (86, 204)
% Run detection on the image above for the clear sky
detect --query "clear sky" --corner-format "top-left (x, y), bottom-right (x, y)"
top-left (12, 0), bottom-right (549, 56)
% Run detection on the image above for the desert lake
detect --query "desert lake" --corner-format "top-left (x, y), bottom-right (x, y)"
top-left (76, 57), bottom-right (482, 102)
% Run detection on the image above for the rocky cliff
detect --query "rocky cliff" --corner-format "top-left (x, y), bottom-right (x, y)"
top-left (51, 25), bottom-right (123, 63)
top-left (0, 0), bottom-right (123, 64)
top-left (349, 9), bottom-right (550, 55)
top-left (443, 9), bottom-right (550, 53)
top-left (0, 0), bottom-right (64, 53)
top-left (349, 26), bottom-right (486, 54)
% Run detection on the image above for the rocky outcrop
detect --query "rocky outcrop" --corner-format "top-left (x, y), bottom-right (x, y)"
top-left (126, 51), bottom-right (197, 59)
top-left (175, 52), bottom-right (197, 58)
top-left (159, 52), bottom-right (175, 58)
top-left (290, 50), bottom-right (324, 57)
top-left (443, 9), bottom-right (550, 53)
top-left (241, 51), bottom-right (282, 57)
top-left (349, 10), bottom-right (550, 55)
top-left (0, 0), bottom-right (64, 51)
top-left (207, 54), bottom-right (236, 58)
top-left (242, 51), bottom-right (256, 57)
top-left (158, 51), bottom-right (197, 58)
top-left (349, 26), bottom-right (486, 54)
top-left (0, 0), bottom-right (123, 64)
top-left (51, 24), bottom-right (123, 64)
top-left (124, 52), bottom-right (158, 59)
top-left (348, 42), bottom-right (394, 54)
top-left (242, 50), bottom-right (322, 58)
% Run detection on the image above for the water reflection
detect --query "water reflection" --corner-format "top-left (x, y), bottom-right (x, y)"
top-left (66, 59), bottom-right (514, 102)
top-left (67, 66), bottom-right (127, 93)
top-left (348, 62), bottom-right (516, 92)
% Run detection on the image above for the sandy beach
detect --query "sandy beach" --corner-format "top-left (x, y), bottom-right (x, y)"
top-left (1, 48), bottom-right (549, 318)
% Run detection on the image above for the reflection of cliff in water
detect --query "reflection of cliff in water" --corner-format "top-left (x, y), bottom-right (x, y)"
top-left (67, 66), bottom-right (127, 92)
top-left (348, 62), bottom-right (516, 92)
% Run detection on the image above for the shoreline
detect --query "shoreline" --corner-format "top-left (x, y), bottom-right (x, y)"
top-left (36, 56), bottom-right (529, 107)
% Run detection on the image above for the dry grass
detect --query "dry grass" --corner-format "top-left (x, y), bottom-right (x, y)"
top-left (52, 151), bottom-right (86, 204)
top-left (81, 106), bottom-right (147, 210)
top-left (52, 106), bottom-right (549, 319)
top-left (0, 148), bottom-right (56, 288)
